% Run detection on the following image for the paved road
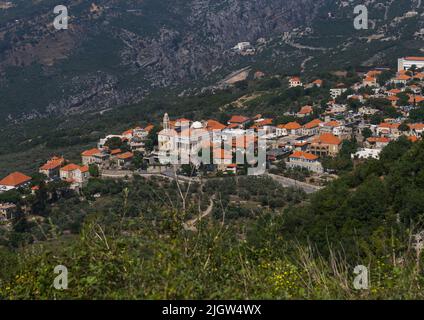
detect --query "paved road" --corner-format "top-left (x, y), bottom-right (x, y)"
top-left (265, 173), bottom-right (322, 194)
top-left (183, 195), bottom-right (215, 232)
top-left (101, 169), bottom-right (198, 183)
top-left (101, 170), bottom-right (134, 178)
top-left (101, 170), bottom-right (322, 194)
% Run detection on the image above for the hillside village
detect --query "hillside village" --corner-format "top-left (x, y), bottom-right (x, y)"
top-left (1, 56), bottom-right (424, 221)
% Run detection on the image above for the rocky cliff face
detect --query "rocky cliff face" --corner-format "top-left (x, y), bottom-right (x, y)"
top-left (0, 0), bottom-right (328, 119)
top-left (0, 0), bottom-right (422, 120)
top-left (124, 0), bottom-right (325, 86)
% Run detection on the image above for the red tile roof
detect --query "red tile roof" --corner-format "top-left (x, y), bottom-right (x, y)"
top-left (229, 115), bottom-right (250, 124)
top-left (298, 105), bottom-right (313, 115)
top-left (404, 56), bottom-right (424, 61)
top-left (284, 122), bottom-right (302, 130)
top-left (323, 120), bottom-right (341, 127)
top-left (255, 118), bottom-right (274, 127)
top-left (304, 119), bottom-right (322, 129)
top-left (206, 119), bottom-right (226, 131)
top-left (81, 148), bottom-right (101, 157)
top-left (40, 157), bottom-right (65, 170)
top-left (313, 133), bottom-right (342, 145)
top-left (117, 152), bottom-right (134, 160)
top-left (60, 164), bottom-right (82, 172)
top-left (0, 172), bottom-right (32, 187)
top-left (290, 151), bottom-right (318, 161)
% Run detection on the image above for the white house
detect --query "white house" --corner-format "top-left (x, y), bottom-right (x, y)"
top-left (398, 56), bottom-right (424, 72)
top-left (352, 148), bottom-right (382, 160)
top-left (289, 77), bottom-right (303, 88)
top-left (59, 164), bottom-right (90, 189)
top-left (330, 88), bottom-right (347, 99)
top-left (286, 151), bottom-right (324, 173)
top-left (0, 172), bottom-right (32, 193)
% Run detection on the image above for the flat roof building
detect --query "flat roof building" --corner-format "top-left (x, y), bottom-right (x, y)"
top-left (398, 57), bottom-right (424, 72)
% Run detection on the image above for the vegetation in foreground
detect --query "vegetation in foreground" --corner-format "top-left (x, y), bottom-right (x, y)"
top-left (1, 138), bottom-right (424, 299)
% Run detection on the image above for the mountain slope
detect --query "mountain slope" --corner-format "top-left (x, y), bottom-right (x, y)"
top-left (0, 0), bottom-right (422, 121)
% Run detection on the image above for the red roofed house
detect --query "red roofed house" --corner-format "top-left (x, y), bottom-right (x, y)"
top-left (0, 172), bottom-right (32, 193)
top-left (409, 95), bottom-right (424, 105)
top-left (387, 95), bottom-right (400, 107)
top-left (287, 151), bottom-right (324, 173)
top-left (363, 76), bottom-right (377, 87)
top-left (39, 156), bottom-right (65, 178)
top-left (60, 164), bottom-right (90, 189)
top-left (392, 73), bottom-right (412, 85)
top-left (302, 119), bottom-right (323, 136)
top-left (408, 123), bottom-right (424, 137)
top-left (309, 133), bottom-right (342, 157)
top-left (289, 76), bottom-right (303, 88)
top-left (251, 118), bottom-right (276, 134)
top-left (228, 115), bottom-right (251, 129)
top-left (206, 119), bottom-right (227, 131)
top-left (297, 105), bottom-right (313, 118)
top-left (117, 152), bottom-right (134, 169)
top-left (366, 137), bottom-right (391, 149)
top-left (376, 123), bottom-right (400, 137)
top-left (81, 148), bottom-right (105, 165)
top-left (319, 120), bottom-right (342, 134)
top-left (277, 122), bottom-right (302, 136)
top-left (387, 89), bottom-right (402, 96)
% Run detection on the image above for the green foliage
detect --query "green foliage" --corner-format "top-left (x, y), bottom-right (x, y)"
top-left (322, 139), bottom-right (357, 174)
top-left (89, 164), bottom-right (100, 178)
top-left (283, 138), bottom-right (423, 260)
top-left (362, 128), bottom-right (372, 139)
